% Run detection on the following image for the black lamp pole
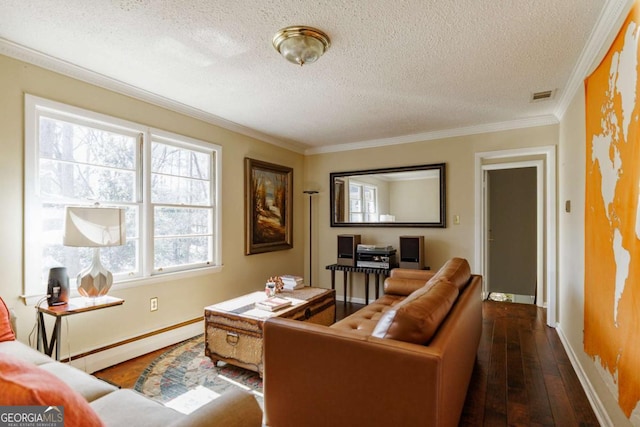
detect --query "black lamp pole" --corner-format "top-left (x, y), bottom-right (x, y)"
top-left (303, 190), bottom-right (318, 286)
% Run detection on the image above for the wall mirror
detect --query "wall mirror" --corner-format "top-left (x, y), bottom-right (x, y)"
top-left (330, 163), bottom-right (446, 228)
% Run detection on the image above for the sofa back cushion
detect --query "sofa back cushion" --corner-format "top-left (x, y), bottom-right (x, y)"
top-left (429, 257), bottom-right (471, 290)
top-left (0, 296), bottom-right (16, 342)
top-left (0, 354), bottom-right (105, 427)
top-left (371, 279), bottom-right (459, 344)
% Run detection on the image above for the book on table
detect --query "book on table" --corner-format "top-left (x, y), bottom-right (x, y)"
top-left (280, 275), bottom-right (305, 291)
top-left (255, 296), bottom-right (292, 311)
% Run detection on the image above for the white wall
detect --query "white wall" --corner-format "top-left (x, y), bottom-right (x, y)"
top-left (0, 54), bottom-right (304, 370)
top-left (305, 125), bottom-right (558, 302)
top-left (389, 177), bottom-right (440, 222)
top-left (2, 28), bottom-right (633, 425)
top-left (555, 0), bottom-right (639, 424)
top-left (558, 75), bottom-right (634, 427)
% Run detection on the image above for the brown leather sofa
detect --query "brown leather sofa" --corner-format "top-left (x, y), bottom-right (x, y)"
top-left (263, 257), bottom-right (482, 427)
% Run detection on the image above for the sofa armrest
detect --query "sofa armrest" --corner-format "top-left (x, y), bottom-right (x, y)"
top-left (263, 318), bottom-right (443, 427)
top-left (170, 388), bottom-right (262, 427)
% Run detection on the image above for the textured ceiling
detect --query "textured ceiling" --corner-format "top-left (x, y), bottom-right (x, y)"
top-left (0, 1), bottom-right (609, 151)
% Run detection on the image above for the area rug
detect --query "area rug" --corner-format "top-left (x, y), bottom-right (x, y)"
top-left (134, 334), bottom-right (263, 413)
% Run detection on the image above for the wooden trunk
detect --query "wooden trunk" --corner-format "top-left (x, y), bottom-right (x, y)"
top-left (204, 287), bottom-right (335, 376)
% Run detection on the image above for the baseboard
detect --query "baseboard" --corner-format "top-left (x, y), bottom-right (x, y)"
top-left (338, 294), bottom-right (366, 305)
top-left (555, 324), bottom-right (613, 427)
top-left (68, 321), bottom-right (202, 374)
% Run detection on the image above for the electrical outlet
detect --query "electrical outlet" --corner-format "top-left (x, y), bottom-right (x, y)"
top-left (150, 297), bottom-right (158, 312)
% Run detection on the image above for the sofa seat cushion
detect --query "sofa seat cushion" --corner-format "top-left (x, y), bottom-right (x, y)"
top-left (0, 354), bottom-right (104, 427)
top-left (91, 389), bottom-right (183, 427)
top-left (0, 296), bottom-right (16, 342)
top-left (331, 294), bottom-right (404, 337)
top-left (39, 361), bottom-right (118, 402)
top-left (0, 340), bottom-right (55, 365)
top-left (428, 257), bottom-right (471, 290)
top-left (372, 279), bottom-right (459, 344)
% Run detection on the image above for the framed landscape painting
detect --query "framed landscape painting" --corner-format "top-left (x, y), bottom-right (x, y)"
top-left (245, 158), bottom-right (293, 255)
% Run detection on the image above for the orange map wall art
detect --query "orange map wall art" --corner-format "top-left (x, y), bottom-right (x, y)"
top-left (585, 2), bottom-right (640, 422)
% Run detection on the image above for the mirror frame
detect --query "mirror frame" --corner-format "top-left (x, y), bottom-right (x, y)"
top-left (330, 163), bottom-right (446, 228)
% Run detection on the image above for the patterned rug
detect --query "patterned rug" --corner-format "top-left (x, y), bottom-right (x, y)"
top-left (134, 334), bottom-right (263, 413)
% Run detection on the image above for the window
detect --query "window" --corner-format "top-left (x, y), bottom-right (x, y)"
top-left (349, 181), bottom-right (378, 222)
top-left (24, 95), bottom-right (221, 296)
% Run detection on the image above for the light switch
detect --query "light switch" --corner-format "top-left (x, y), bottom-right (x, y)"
top-left (565, 200), bottom-right (571, 213)
top-left (453, 215), bottom-right (460, 225)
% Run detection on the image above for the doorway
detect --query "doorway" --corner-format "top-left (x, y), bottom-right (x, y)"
top-left (474, 146), bottom-right (557, 327)
top-left (486, 167), bottom-right (537, 304)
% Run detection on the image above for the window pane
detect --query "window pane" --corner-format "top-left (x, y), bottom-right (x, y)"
top-left (151, 174), bottom-right (210, 205)
top-left (40, 159), bottom-right (136, 202)
top-left (39, 117), bottom-right (136, 169)
top-left (154, 236), bottom-right (211, 269)
top-left (25, 96), bottom-right (221, 296)
top-left (38, 116), bottom-right (137, 203)
top-left (42, 242), bottom-right (138, 286)
top-left (364, 188), bottom-right (374, 201)
top-left (154, 207), bottom-right (211, 237)
top-left (39, 203), bottom-right (140, 285)
top-left (151, 142), bottom-right (210, 180)
top-left (101, 243), bottom-right (138, 275)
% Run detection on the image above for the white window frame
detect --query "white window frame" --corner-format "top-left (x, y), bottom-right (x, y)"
top-left (24, 94), bottom-right (222, 299)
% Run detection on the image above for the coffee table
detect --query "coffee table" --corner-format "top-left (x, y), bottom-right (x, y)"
top-left (204, 287), bottom-right (335, 377)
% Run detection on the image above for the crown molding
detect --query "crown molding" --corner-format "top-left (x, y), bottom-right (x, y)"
top-left (305, 115), bottom-right (559, 155)
top-left (0, 38), bottom-right (307, 154)
top-left (554, 0), bottom-right (631, 120)
top-left (4, 0), bottom-right (622, 159)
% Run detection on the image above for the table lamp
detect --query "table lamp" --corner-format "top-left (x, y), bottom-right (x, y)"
top-left (63, 206), bottom-right (126, 298)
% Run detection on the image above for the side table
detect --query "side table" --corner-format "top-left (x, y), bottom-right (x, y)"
top-left (36, 296), bottom-right (124, 360)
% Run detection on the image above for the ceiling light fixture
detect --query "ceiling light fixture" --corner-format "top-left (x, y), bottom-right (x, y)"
top-left (272, 26), bottom-right (330, 66)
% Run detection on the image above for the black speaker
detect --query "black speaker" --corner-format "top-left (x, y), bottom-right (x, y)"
top-left (399, 236), bottom-right (425, 269)
top-left (337, 234), bottom-right (361, 266)
top-left (47, 267), bottom-right (69, 306)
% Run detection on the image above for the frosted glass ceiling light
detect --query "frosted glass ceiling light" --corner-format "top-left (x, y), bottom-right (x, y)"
top-left (273, 26), bottom-right (330, 66)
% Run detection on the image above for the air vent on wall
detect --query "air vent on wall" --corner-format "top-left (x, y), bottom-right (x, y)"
top-left (531, 90), bottom-right (555, 102)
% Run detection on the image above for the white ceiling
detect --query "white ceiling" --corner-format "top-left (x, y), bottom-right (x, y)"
top-left (0, 1), bottom-right (619, 153)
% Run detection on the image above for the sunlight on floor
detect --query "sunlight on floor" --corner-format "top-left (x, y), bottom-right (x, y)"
top-left (165, 377), bottom-right (264, 415)
top-left (165, 386), bottom-right (220, 414)
top-left (487, 292), bottom-right (535, 304)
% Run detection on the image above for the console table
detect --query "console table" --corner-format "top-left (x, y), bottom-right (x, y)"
top-left (325, 264), bottom-right (394, 305)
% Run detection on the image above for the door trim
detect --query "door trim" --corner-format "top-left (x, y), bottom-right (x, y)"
top-left (484, 161), bottom-right (543, 306)
top-left (474, 146), bottom-right (557, 327)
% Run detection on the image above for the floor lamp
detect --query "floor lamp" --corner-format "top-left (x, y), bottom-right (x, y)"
top-left (303, 190), bottom-right (318, 286)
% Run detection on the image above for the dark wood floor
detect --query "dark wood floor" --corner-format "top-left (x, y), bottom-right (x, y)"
top-left (460, 301), bottom-right (599, 427)
top-left (94, 301), bottom-right (599, 426)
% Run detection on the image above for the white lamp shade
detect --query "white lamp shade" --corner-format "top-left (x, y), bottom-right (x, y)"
top-left (63, 207), bottom-right (126, 247)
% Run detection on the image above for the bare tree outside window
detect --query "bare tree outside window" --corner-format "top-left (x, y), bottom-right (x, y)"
top-left (25, 95), bottom-right (220, 295)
